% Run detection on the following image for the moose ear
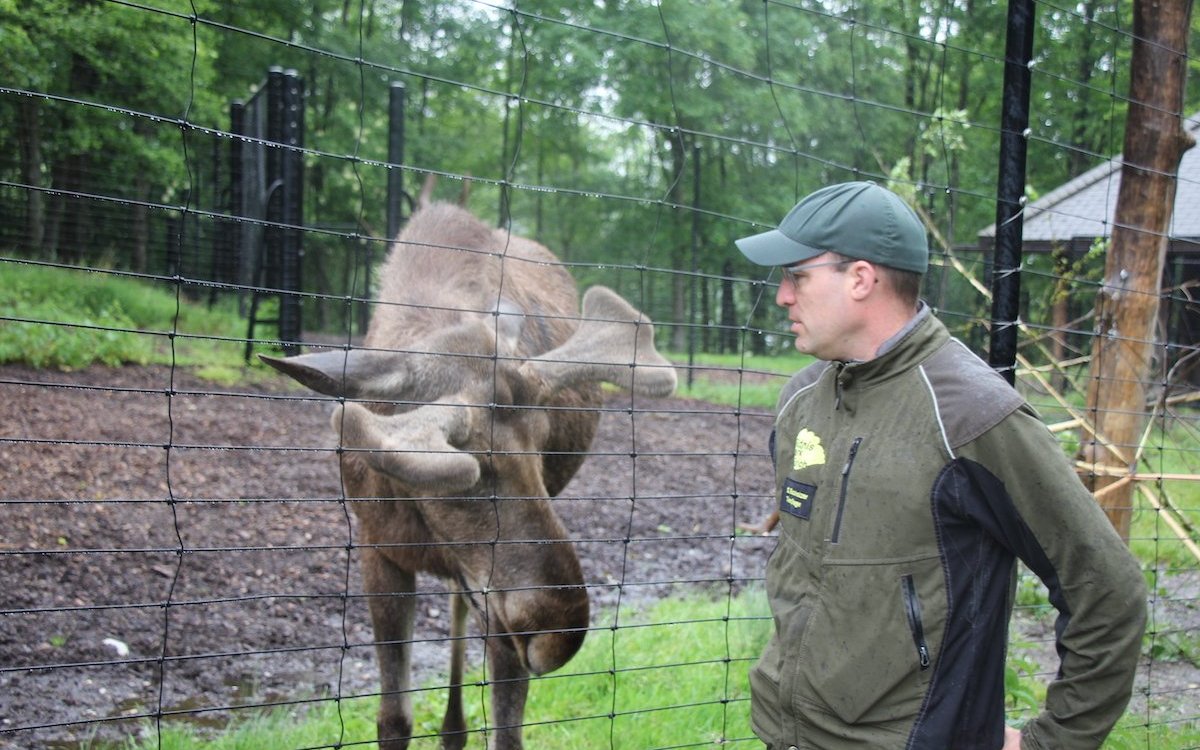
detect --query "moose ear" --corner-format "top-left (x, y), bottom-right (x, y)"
top-left (260, 349), bottom-right (408, 399)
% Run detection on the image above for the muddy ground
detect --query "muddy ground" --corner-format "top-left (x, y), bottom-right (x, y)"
top-left (0, 363), bottom-right (780, 748)
top-left (1, 363), bottom-right (1196, 749)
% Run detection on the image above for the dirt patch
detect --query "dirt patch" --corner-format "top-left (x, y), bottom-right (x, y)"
top-left (0, 364), bottom-right (779, 747)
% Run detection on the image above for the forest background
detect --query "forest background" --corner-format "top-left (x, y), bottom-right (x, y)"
top-left (2, 0), bottom-right (1200, 354)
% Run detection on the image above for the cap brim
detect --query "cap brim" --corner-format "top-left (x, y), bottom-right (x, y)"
top-left (735, 228), bottom-right (824, 267)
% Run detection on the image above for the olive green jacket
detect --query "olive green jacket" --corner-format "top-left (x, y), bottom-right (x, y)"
top-left (751, 311), bottom-right (1146, 750)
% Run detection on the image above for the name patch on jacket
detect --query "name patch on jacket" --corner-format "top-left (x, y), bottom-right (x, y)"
top-left (780, 478), bottom-right (816, 519)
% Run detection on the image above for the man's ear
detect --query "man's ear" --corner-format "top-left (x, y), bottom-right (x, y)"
top-left (846, 260), bottom-right (879, 301)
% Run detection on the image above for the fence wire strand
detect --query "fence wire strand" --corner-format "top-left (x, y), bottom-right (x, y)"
top-left (1, 1), bottom-right (1198, 749)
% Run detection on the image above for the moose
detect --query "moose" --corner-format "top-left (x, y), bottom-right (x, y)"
top-left (262, 196), bottom-right (676, 749)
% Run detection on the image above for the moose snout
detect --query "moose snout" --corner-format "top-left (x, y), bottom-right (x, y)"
top-left (519, 621), bottom-right (588, 676)
top-left (501, 584), bottom-right (590, 675)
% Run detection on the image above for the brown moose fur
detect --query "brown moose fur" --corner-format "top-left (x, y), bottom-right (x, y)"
top-left (264, 199), bottom-right (674, 750)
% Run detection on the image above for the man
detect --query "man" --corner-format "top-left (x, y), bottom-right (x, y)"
top-left (735, 181), bottom-right (1146, 750)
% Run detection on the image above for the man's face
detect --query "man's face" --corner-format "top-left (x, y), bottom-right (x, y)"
top-left (775, 253), bottom-right (854, 361)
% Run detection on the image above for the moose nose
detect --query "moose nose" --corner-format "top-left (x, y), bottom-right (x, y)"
top-left (501, 585), bottom-right (589, 675)
top-left (519, 623), bottom-right (587, 676)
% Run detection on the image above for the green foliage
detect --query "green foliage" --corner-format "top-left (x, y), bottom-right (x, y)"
top-left (1103, 719), bottom-right (1200, 750)
top-left (7, 0), bottom-right (1197, 347)
top-left (1004, 639), bottom-right (1046, 716)
top-left (1005, 645), bottom-right (1200, 749)
top-left (0, 265), bottom-right (155, 368)
top-left (0, 263), bottom-right (255, 372)
top-left (1013, 569), bottom-right (1053, 617)
top-left (1128, 421), bottom-right (1200, 571)
top-left (1145, 630), bottom-right (1200, 668)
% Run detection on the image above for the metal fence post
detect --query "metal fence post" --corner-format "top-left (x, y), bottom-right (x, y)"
top-left (988, 0), bottom-right (1036, 384)
top-left (277, 68), bottom-right (304, 355)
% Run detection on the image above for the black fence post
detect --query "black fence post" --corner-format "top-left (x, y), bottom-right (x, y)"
top-left (988, 0), bottom-right (1036, 385)
top-left (166, 213), bottom-right (182, 278)
top-left (236, 67), bottom-right (305, 361)
top-left (369, 81), bottom-right (407, 335)
top-left (277, 68), bottom-right (304, 355)
top-left (263, 67), bottom-right (285, 299)
top-left (687, 142), bottom-right (701, 389)
top-left (228, 100), bottom-right (245, 312)
top-left (387, 82), bottom-right (407, 243)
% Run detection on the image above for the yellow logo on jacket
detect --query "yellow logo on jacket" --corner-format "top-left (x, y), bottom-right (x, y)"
top-left (793, 428), bottom-right (826, 471)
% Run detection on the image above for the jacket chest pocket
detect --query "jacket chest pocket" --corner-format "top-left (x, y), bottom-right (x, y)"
top-left (778, 436), bottom-right (863, 550)
top-left (829, 436), bottom-right (862, 544)
top-left (824, 438), bottom-right (942, 560)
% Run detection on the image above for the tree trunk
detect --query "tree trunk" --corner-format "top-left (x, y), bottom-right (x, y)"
top-left (667, 130), bottom-right (689, 354)
top-left (720, 260), bottom-right (737, 354)
top-left (51, 154), bottom-right (90, 266)
top-left (1050, 245), bottom-right (1073, 393)
top-left (1079, 0), bottom-right (1195, 540)
top-left (132, 120), bottom-right (151, 273)
top-left (17, 97), bottom-right (45, 256)
top-left (50, 52), bottom-right (100, 266)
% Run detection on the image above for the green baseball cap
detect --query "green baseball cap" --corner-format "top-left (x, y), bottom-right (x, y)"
top-left (735, 181), bottom-right (929, 274)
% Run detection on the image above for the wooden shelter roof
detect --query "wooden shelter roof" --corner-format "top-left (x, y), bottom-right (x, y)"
top-left (977, 112), bottom-right (1200, 255)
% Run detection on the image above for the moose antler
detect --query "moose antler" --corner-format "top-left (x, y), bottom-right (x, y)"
top-left (334, 398), bottom-right (482, 492)
top-left (520, 286), bottom-right (677, 400)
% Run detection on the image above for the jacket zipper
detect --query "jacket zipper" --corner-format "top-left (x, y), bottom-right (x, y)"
top-left (901, 574), bottom-right (932, 670)
top-left (829, 437), bottom-right (862, 544)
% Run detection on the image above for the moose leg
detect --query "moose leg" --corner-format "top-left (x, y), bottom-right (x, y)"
top-left (363, 549), bottom-right (417, 750)
top-left (440, 591), bottom-right (469, 750)
top-left (484, 633), bottom-right (531, 750)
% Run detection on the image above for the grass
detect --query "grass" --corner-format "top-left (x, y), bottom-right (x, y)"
top-left (1104, 719), bottom-right (1200, 750)
top-left (1128, 421), bottom-right (1200, 572)
top-left (669, 350), bottom-right (815, 410)
top-left (0, 261), bottom-right (284, 385)
top-left (498, 592), bottom-right (769, 749)
top-left (87, 590), bottom-right (774, 750)
top-left (0, 262), bottom-right (816, 399)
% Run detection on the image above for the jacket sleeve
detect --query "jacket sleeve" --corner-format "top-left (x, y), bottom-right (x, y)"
top-left (960, 407), bottom-right (1147, 750)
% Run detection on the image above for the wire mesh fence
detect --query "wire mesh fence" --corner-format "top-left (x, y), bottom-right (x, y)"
top-left (1, 1), bottom-right (1198, 749)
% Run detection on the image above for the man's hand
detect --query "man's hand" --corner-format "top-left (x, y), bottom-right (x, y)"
top-left (1003, 726), bottom-right (1022, 749)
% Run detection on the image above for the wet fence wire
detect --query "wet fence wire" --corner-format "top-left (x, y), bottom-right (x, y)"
top-left (1, 1), bottom-right (1198, 749)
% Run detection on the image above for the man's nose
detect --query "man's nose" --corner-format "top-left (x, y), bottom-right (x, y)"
top-left (775, 278), bottom-right (793, 307)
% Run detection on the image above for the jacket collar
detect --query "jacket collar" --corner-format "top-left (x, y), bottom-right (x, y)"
top-left (830, 306), bottom-right (950, 410)
top-left (875, 301), bottom-right (931, 358)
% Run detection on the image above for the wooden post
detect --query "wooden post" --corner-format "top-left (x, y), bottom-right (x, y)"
top-left (1079, 0), bottom-right (1195, 540)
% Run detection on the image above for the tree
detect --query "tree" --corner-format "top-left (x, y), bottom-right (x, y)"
top-left (0, 0), bottom-right (212, 269)
top-left (1078, 0), bottom-right (1195, 540)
